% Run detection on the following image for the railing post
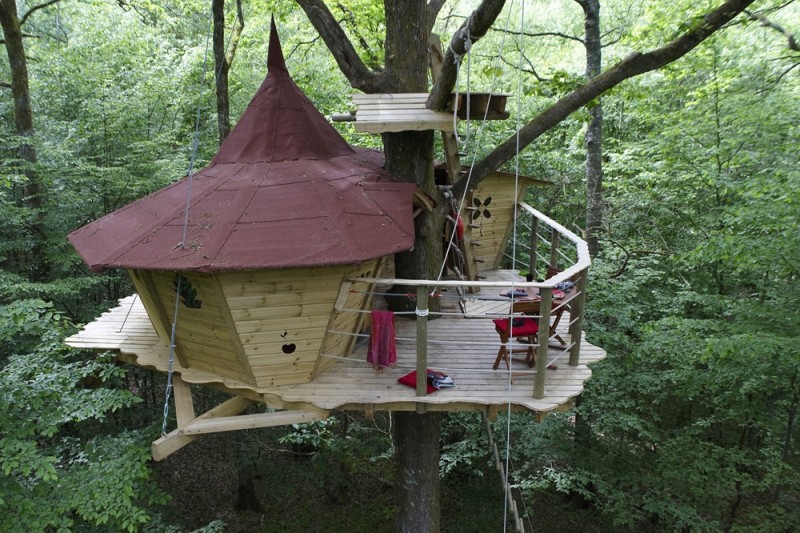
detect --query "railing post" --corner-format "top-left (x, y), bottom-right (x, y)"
top-left (534, 287), bottom-right (552, 399)
top-left (415, 286), bottom-right (429, 411)
top-left (529, 216), bottom-right (539, 278)
top-left (568, 270), bottom-right (587, 366)
top-left (549, 227), bottom-right (560, 272)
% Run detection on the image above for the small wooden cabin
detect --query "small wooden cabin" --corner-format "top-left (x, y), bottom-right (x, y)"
top-left (68, 24), bottom-right (417, 389)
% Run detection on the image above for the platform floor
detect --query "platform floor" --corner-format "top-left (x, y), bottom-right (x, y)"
top-left (66, 270), bottom-right (606, 417)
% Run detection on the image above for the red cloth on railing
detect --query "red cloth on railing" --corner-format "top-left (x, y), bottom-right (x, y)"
top-left (367, 310), bottom-right (397, 370)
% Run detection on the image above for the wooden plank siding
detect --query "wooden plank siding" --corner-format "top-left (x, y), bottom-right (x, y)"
top-left (469, 174), bottom-right (530, 271)
top-left (66, 268), bottom-right (606, 417)
top-left (221, 266), bottom-right (351, 387)
top-left (351, 93), bottom-right (455, 134)
top-left (130, 270), bottom-right (256, 386)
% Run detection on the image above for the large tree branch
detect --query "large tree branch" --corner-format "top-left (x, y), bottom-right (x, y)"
top-left (745, 9), bottom-right (798, 51)
top-left (427, 0), bottom-right (447, 33)
top-left (427, 0), bottom-right (506, 109)
top-left (454, 0), bottom-right (757, 197)
top-left (295, 0), bottom-right (386, 92)
top-left (19, 0), bottom-right (61, 27)
top-left (225, 0), bottom-right (244, 66)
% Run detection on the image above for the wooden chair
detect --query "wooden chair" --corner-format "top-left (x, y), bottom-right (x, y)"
top-left (492, 299), bottom-right (565, 372)
top-left (492, 300), bottom-right (540, 371)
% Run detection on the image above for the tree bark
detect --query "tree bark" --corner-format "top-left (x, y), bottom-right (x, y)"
top-left (426, 0), bottom-right (506, 110)
top-left (577, 0), bottom-right (603, 258)
top-left (213, 0), bottom-right (244, 145)
top-left (296, 0), bottom-right (388, 92)
top-left (393, 411), bottom-right (441, 532)
top-left (454, 0), bottom-right (758, 197)
top-left (0, 0), bottom-right (48, 280)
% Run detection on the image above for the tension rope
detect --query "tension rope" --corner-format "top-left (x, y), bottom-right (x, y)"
top-left (436, 2), bottom-right (532, 531)
top-left (160, 4), bottom-right (239, 437)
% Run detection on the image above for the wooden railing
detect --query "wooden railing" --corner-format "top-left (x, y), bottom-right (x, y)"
top-left (350, 202), bottom-right (591, 400)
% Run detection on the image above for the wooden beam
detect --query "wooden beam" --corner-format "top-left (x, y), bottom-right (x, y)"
top-left (172, 374), bottom-right (195, 428)
top-left (151, 395), bottom-right (254, 461)
top-left (415, 286), bottom-right (429, 409)
top-left (534, 288), bottom-right (552, 400)
top-left (181, 409), bottom-right (326, 435)
top-left (529, 217), bottom-right (540, 278)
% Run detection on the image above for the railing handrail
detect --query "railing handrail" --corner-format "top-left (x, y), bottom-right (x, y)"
top-left (350, 204), bottom-right (590, 290)
top-left (339, 204), bottom-right (591, 401)
top-left (517, 202), bottom-right (591, 285)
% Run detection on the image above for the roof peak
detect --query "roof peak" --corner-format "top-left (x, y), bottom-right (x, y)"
top-left (267, 16), bottom-right (288, 76)
top-left (212, 18), bottom-right (353, 164)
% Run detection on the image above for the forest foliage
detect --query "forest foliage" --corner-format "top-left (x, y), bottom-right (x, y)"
top-left (0, 0), bottom-right (798, 531)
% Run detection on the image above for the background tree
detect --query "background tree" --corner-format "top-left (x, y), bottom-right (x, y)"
top-left (577, 0), bottom-right (603, 257)
top-left (0, 0), bottom-right (60, 280)
top-left (212, 0), bottom-right (244, 144)
top-left (0, 299), bottom-right (166, 532)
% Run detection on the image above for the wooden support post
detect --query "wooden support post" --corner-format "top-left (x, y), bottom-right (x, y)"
top-left (568, 269), bottom-right (588, 366)
top-left (482, 413), bottom-right (525, 532)
top-left (549, 228), bottom-right (560, 272)
top-left (534, 288), bottom-right (552, 399)
top-left (172, 374), bottom-right (195, 428)
top-left (429, 33), bottom-right (480, 290)
top-left (529, 216), bottom-right (539, 278)
top-left (428, 34), bottom-right (461, 186)
top-left (415, 286), bottom-right (429, 413)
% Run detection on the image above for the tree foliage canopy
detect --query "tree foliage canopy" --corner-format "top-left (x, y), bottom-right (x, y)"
top-left (0, 0), bottom-right (797, 530)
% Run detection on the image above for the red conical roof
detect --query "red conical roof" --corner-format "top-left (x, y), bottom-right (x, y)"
top-left (69, 20), bottom-right (416, 273)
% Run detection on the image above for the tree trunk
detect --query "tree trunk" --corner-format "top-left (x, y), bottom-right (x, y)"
top-left (212, 0), bottom-right (229, 144)
top-left (381, 3), bottom-right (442, 531)
top-left (213, 0), bottom-right (243, 145)
top-left (578, 0), bottom-right (603, 258)
top-left (393, 411), bottom-right (441, 532)
top-left (383, 0), bottom-right (443, 313)
top-left (294, 2), bottom-right (447, 528)
top-left (0, 0), bottom-right (47, 280)
top-left (382, 0), bottom-right (441, 281)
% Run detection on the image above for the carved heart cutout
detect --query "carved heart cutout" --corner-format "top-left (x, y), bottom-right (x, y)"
top-left (282, 343), bottom-right (296, 354)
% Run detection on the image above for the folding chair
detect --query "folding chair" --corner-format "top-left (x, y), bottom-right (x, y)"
top-left (492, 300), bottom-right (540, 371)
top-left (492, 299), bottom-right (564, 372)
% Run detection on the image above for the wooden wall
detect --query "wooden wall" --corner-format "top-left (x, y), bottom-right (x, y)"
top-left (131, 260), bottom-right (385, 388)
top-left (314, 259), bottom-right (383, 376)
top-left (220, 267), bottom-right (348, 387)
top-left (469, 173), bottom-right (530, 271)
top-left (129, 270), bottom-right (256, 386)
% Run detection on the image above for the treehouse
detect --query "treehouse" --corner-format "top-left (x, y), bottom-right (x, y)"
top-left (66, 22), bottom-right (605, 463)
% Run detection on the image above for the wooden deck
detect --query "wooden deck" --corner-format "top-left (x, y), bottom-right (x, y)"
top-left (67, 270), bottom-right (605, 418)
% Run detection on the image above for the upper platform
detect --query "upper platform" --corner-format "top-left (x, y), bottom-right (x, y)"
top-left (350, 93), bottom-right (455, 134)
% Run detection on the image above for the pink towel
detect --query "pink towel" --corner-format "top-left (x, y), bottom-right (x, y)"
top-left (367, 310), bottom-right (397, 370)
